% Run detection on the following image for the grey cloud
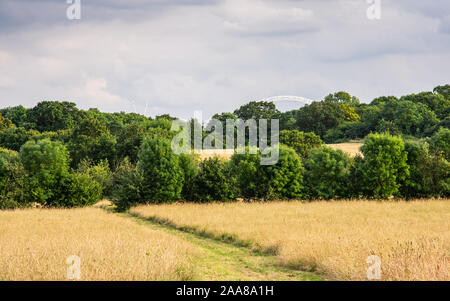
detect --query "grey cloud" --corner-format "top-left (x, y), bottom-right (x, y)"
top-left (0, 0), bottom-right (449, 119)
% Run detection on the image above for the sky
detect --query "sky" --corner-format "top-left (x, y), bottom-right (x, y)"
top-left (0, 0), bottom-right (449, 119)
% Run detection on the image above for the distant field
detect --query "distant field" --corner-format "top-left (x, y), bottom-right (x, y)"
top-left (131, 200), bottom-right (450, 281)
top-left (199, 142), bottom-right (363, 160)
top-left (0, 208), bottom-right (197, 280)
top-left (326, 142), bottom-right (362, 157)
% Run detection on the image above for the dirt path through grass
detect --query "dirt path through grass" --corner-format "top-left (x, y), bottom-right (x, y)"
top-left (124, 212), bottom-right (322, 281)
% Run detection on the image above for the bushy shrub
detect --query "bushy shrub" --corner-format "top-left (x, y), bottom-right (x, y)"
top-left (231, 145), bottom-right (305, 201)
top-left (0, 148), bottom-right (28, 209)
top-left (178, 153), bottom-right (198, 201)
top-left (190, 157), bottom-right (235, 202)
top-left (111, 158), bottom-right (144, 212)
top-left (357, 133), bottom-right (409, 199)
top-left (77, 159), bottom-right (113, 198)
top-left (428, 127), bottom-right (450, 161)
top-left (62, 172), bottom-right (102, 207)
top-left (137, 136), bottom-right (183, 203)
top-left (401, 141), bottom-right (449, 198)
top-left (0, 127), bottom-right (40, 151)
top-left (19, 139), bottom-right (71, 206)
top-left (305, 146), bottom-right (353, 200)
top-left (230, 148), bottom-right (266, 200)
top-left (279, 130), bottom-right (322, 158)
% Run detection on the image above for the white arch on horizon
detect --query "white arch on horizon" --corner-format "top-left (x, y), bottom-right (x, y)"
top-left (256, 95), bottom-right (315, 105)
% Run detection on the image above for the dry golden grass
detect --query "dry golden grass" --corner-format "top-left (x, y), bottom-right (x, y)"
top-left (0, 207), bottom-right (198, 280)
top-left (199, 149), bottom-right (234, 160)
top-left (326, 142), bottom-right (363, 157)
top-left (131, 200), bottom-right (450, 280)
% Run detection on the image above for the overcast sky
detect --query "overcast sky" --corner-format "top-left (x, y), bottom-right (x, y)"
top-left (0, 0), bottom-right (449, 119)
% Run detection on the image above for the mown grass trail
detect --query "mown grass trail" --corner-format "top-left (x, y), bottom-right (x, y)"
top-left (124, 212), bottom-right (322, 281)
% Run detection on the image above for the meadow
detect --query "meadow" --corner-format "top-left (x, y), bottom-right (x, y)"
top-left (0, 207), bottom-right (197, 280)
top-left (131, 199), bottom-right (450, 281)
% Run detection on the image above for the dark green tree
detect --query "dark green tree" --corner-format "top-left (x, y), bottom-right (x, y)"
top-left (233, 101), bottom-right (280, 121)
top-left (137, 136), bottom-right (183, 203)
top-left (67, 117), bottom-right (117, 168)
top-left (190, 157), bottom-right (235, 202)
top-left (279, 130), bottom-right (322, 158)
top-left (19, 139), bottom-right (71, 206)
top-left (357, 133), bottom-right (409, 199)
top-left (324, 91), bottom-right (360, 106)
top-left (305, 146), bottom-right (353, 200)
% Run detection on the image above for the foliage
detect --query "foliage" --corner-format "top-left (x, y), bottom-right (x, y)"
top-left (68, 117), bottom-right (117, 168)
top-left (0, 148), bottom-right (28, 209)
top-left (324, 91), bottom-right (360, 106)
top-left (0, 105), bottom-right (29, 128)
top-left (231, 145), bottom-right (304, 200)
top-left (356, 133), bottom-right (409, 199)
top-left (137, 136), bottom-right (184, 203)
top-left (20, 139), bottom-right (71, 206)
top-left (400, 141), bottom-right (449, 198)
top-left (64, 172), bottom-right (102, 207)
top-left (233, 101), bottom-right (280, 121)
top-left (111, 158), bottom-right (144, 212)
top-left (428, 127), bottom-right (450, 161)
top-left (380, 100), bottom-right (438, 136)
top-left (29, 101), bottom-right (81, 132)
top-left (0, 113), bottom-right (12, 132)
top-left (305, 146), bottom-right (353, 200)
top-left (77, 159), bottom-right (113, 198)
top-left (190, 157), bottom-right (235, 202)
top-left (296, 101), bottom-right (360, 137)
top-left (178, 153), bottom-right (198, 201)
top-left (279, 130), bottom-right (322, 158)
top-left (433, 84), bottom-right (450, 100)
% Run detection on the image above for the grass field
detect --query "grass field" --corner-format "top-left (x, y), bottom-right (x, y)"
top-left (198, 142), bottom-right (363, 160)
top-left (326, 142), bottom-right (362, 157)
top-left (131, 200), bottom-right (450, 281)
top-left (0, 207), bottom-right (197, 280)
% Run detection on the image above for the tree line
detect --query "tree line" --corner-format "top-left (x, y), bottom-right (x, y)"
top-left (0, 84), bottom-right (448, 209)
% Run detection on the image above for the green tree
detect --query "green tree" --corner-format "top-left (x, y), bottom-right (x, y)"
top-left (401, 141), bottom-right (449, 198)
top-left (433, 84), bottom-right (450, 100)
top-left (111, 158), bottom-right (144, 212)
top-left (381, 100), bottom-right (438, 136)
top-left (305, 146), bottom-right (353, 200)
top-left (29, 101), bottom-right (81, 132)
top-left (0, 148), bottom-right (28, 209)
top-left (19, 139), bottom-right (71, 206)
top-left (137, 136), bottom-right (184, 203)
top-left (233, 101), bottom-right (280, 121)
top-left (324, 91), bottom-right (360, 106)
top-left (296, 101), bottom-right (360, 137)
top-left (0, 105), bottom-right (29, 128)
top-left (68, 117), bottom-right (117, 168)
top-left (231, 145), bottom-right (305, 200)
top-left (428, 127), bottom-right (450, 161)
top-left (279, 130), bottom-right (322, 158)
top-left (358, 133), bottom-right (409, 199)
top-left (190, 157), bottom-right (235, 202)
top-left (0, 113), bottom-right (12, 131)
top-left (400, 92), bottom-right (449, 120)
top-left (77, 159), bottom-right (113, 198)
top-left (178, 153), bottom-right (198, 201)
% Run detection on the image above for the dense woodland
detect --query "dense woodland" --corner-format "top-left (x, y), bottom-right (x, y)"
top-left (0, 84), bottom-right (449, 210)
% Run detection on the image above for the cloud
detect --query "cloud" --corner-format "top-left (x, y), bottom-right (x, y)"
top-left (0, 0), bottom-right (449, 119)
